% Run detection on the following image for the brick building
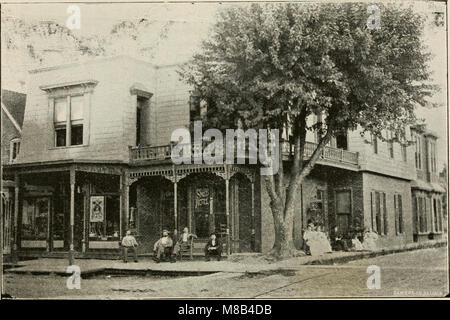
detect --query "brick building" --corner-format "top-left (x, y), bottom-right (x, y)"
top-left (3, 56), bottom-right (446, 259)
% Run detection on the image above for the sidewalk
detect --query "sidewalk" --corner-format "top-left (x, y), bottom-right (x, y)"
top-left (4, 239), bottom-right (446, 277)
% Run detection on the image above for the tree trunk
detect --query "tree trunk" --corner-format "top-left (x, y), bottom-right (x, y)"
top-left (266, 130), bottom-right (332, 260)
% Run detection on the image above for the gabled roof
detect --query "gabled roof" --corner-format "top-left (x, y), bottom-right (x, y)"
top-left (1, 89), bottom-right (26, 129)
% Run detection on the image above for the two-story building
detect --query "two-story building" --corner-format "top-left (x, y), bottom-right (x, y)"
top-left (2, 89), bottom-right (26, 260)
top-left (3, 56), bottom-right (445, 259)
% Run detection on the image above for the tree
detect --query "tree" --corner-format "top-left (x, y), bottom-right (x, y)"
top-left (180, 2), bottom-right (436, 258)
top-left (1, 15), bottom-right (173, 90)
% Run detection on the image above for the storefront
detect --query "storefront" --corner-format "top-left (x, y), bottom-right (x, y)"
top-left (130, 164), bottom-right (259, 255)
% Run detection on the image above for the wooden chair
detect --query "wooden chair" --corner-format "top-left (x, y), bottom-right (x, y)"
top-left (178, 235), bottom-right (195, 261)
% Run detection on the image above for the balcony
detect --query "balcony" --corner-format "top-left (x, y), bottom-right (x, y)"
top-left (130, 140), bottom-right (359, 169)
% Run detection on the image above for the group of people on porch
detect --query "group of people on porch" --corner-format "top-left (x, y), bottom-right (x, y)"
top-left (121, 227), bottom-right (222, 263)
top-left (303, 220), bottom-right (379, 256)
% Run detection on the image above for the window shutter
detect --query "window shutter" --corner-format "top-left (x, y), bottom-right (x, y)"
top-left (382, 193), bottom-right (388, 235)
top-left (394, 195), bottom-right (398, 235)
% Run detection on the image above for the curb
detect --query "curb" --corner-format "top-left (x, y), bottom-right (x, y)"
top-left (304, 240), bottom-right (447, 265)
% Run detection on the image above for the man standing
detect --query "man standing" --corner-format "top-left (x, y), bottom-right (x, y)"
top-left (121, 230), bottom-right (138, 263)
top-left (205, 232), bottom-right (222, 261)
top-left (153, 230), bottom-right (175, 263)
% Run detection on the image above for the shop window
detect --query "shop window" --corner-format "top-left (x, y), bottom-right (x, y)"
top-left (88, 195), bottom-right (120, 241)
top-left (21, 198), bottom-right (50, 240)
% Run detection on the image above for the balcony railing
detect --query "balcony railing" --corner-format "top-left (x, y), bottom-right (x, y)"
top-left (130, 140), bottom-right (359, 166)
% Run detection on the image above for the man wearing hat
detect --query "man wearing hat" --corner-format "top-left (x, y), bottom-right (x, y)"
top-left (153, 229), bottom-right (175, 262)
top-left (204, 232), bottom-right (222, 261)
top-left (121, 230), bottom-right (139, 263)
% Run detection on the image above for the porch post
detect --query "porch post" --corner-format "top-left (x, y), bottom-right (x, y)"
top-left (122, 172), bottom-right (130, 235)
top-left (225, 166), bottom-right (231, 255)
top-left (12, 173), bottom-right (20, 264)
top-left (69, 168), bottom-right (75, 265)
top-left (187, 185), bottom-right (192, 232)
top-left (119, 174), bottom-right (123, 239)
top-left (251, 179), bottom-right (255, 249)
top-left (173, 166), bottom-right (178, 233)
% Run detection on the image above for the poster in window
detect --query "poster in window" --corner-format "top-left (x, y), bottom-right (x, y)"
top-left (90, 196), bottom-right (105, 222)
top-left (195, 188), bottom-right (209, 208)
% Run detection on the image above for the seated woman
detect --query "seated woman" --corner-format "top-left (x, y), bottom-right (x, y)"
top-left (205, 233), bottom-right (222, 261)
top-left (316, 225), bottom-right (332, 254)
top-left (361, 228), bottom-right (378, 251)
top-left (153, 230), bottom-right (175, 263)
top-left (351, 233), bottom-right (364, 251)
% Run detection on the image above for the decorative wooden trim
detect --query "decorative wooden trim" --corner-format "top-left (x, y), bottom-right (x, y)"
top-left (40, 80), bottom-right (98, 93)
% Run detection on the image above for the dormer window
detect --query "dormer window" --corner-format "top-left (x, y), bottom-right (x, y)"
top-left (41, 79), bottom-right (97, 148)
top-left (9, 138), bottom-right (21, 162)
top-left (54, 95), bottom-right (84, 147)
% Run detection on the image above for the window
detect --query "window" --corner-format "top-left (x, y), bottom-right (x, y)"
top-left (335, 190), bottom-right (351, 235)
top-left (336, 132), bottom-right (348, 150)
top-left (89, 195), bottom-right (120, 241)
top-left (9, 138), bottom-right (21, 162)
top-left (394, 194), bottom-right (404, 234)
top-left (372, 134), bottom-right (378, 154)
top-left (21, 197), bottom-right (50, 240)
top-left (433, 198), bottom-right (443, 233)
top-left (387, 131), bottom-right (394, 158)
top-left (54, 95), bottom-right (84, 147)
top-left (414, 133), bottom-right (422, 169)
top-left (414, 196), bottom-right (428, 233)
top-left (430, 141), bottom-right (437, 173)
top-left (401, 144), bottom-right (407, 162)
top-left (371, 191), bottom-right (387, 235)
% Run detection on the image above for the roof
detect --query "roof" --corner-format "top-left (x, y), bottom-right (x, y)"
top-left (1, 89), bottom-right (26, 128)
top-left (411, 179), bottom-right (446, 193)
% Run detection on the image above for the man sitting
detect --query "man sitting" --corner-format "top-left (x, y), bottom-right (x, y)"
top-left (205, 232), bottom-right (222, 261)
top-left (121, 230), bottom-right (138, 263)
top-left (173, 227), bottom-right (197, 260)
top-left (153, 230), bottom-right (175, 263)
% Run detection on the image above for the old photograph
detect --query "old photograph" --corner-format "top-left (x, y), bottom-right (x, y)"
top-left (0, 0), bottom-right (448, 300)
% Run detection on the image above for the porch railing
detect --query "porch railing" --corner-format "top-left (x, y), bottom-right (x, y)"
top-left (130, 140), bottom-right (359, 166)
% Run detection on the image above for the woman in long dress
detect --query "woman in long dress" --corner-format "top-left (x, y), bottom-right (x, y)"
top-left (362, 228), bottom-right (378, 251)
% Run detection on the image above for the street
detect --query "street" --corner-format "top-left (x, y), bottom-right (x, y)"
top-left (2, 247), bottom-right (448, 299)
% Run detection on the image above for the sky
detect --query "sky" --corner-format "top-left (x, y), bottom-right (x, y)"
top-left (1, 1), bottom-right (448, 170)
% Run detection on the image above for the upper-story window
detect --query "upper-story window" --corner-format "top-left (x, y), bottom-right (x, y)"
top-left (41, 79), bottom-right (97, 149)
top-left (413, 132), bottom-right (422, 169)
top-left (9, 138), bottom-right (21, 162)
top-left (386, 131), bottom-right (394, 158)
top-left (54, 95), bottom-right (84, 147)
top-left (189, 95), bottom-right (207, 122)
top-left (371, 134), bottom-right (378, 154)
top-left (430, 141), bottom-right (437, 173)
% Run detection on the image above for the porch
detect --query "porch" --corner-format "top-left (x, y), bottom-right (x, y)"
top-left (129, 141), bottom-right (359, 170)
top-left (126, 164), bottom-right (259, 256)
